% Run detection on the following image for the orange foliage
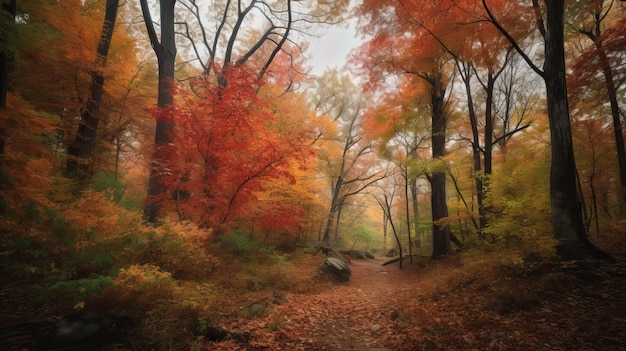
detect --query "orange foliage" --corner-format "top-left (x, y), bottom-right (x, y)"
top-left (151, 66), bottom-right (315, 234)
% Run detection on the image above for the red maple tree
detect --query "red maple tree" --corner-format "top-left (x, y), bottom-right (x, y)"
top-left (151, 66), bottom-right (313, 234)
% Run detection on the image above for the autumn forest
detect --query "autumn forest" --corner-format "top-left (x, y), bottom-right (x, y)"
top-left (0, 0), bottom-right (625, 350)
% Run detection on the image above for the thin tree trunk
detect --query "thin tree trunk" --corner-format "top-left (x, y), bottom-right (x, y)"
top-left (404, 170), bottom-right (413, 263)
top-left (410, 178), bottom-right (420, 248)
top-left (334, 203), bottom-right (343, 242)
top-left (461, 65), bottom-right (485, 237)
top-left (322, 176), bottom-right (342, 242)
top-left (383, 209), bottom-right (388, 253)
top-left (66, 0), bottom-right (119, 180)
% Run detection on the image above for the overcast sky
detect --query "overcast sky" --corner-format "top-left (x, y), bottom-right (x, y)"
top-left (307, 25), bottom-right (358, 76)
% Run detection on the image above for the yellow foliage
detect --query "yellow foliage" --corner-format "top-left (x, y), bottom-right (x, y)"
top-left (115, 264), bottom-right (174, 289)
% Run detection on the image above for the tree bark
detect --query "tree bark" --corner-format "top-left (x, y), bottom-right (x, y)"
top-left (0, 0), bottom-right (16, 155)
top-left (403, 170), bottom-right (413, 262)
top-left (322, 175), bottom-right (342, 242)
top-left (410, 178), bottom-right (420, 247)
top-left (141, 0), bottom-right (177, 223)
top-left (429, 72), bottom-right (451, 259)
top-left (66, 0), bottom-right (119, 180)
top-left (543, 0), bottom-right (592, 259)
top-left (460, 64), bottom-right (485, 237)
top-left (482, 72), bottom-right (495, 230)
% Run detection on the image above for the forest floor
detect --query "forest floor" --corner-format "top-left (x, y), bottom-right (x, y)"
top-left (206, 251), bottom-right (626, 351)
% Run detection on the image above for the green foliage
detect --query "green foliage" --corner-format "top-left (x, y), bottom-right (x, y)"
top-left (41, 274), bottom-right (113, 304)
top-left (261, 246), bottom-right (289, 264)
top-left (348, 224), bottom-right (382, 250)
top-left (216, 232), bottom-right (257, 257)
top-left (485, 147), bottom-right (555, 252)
top-left (89, 265), bottom-right (218, 350)
top-left (121, 228), bottom-right (217, 280)
top-left (240, 303), bottom-right (267, 318)
top-left (90, 172), bottom-right (125, 203)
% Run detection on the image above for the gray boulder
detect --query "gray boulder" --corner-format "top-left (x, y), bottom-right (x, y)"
top-left (319, 257), bottom-right (351, 282)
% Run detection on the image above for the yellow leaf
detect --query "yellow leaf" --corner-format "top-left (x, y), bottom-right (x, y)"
top-left (73, 301), bottom-right (85, 310)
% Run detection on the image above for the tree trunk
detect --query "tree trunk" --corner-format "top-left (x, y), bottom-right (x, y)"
top-left (334, 203), bottom-right (343, 242)
top-left (141, 0), bottom-right (177, 223)
top-left (461, 65), bottom-right (485, 237)
top-left (403, 170), bottom-right (413, 263)
top-left (482, 72), bottom-right (495, 229)
top-left (66, 0), bottom-right (119, 180)
top-left (322, 176), bottom-right (342, 242)
top-left (0, 0), bottom-right (16, 155)
top-left (410, 178), bottom-right (420, 248)
top-left (543, 0), bottom-right (593, 259)
top-left (430, 72), bottom-right (451, 259)
top-left (388, 206), bottom-right (403, 269)
top-left (382, 209), bottom-right (388, 253)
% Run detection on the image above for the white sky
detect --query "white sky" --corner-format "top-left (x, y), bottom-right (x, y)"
top-left (307, 25), bottom-right (358, 76)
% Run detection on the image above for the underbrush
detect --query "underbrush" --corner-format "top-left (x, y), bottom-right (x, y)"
top-left (433, 247), bottom-right (582, 315)
top-left (0, 188), bottom-right (319, 350)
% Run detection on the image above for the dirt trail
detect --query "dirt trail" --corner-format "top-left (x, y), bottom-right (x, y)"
top-left (270, 258), bottom-right (420, 351)
top-left (209, 253), bottom-right (626, 350)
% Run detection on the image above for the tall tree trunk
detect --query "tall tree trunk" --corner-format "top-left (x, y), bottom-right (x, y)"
top-left (334, 202), bottom-right (343, 242)
top-left (0, 0), bottom-right (16, 155)
top-left (430, 72), bottom-right (451, 259)
top-left (483, 72), bottom-right (495, 229)
top-left (461, 64), bottom-right (485, 237)
top-left (382, 209), bottom-right (388, 253)
top-left (410, 178), bottom-right (420, 248)
top-left (404, 170), bottom-right (413, 262)
top-left (66, 0), bottom-right (119, 180)
top-left (141, 0), bottom-right (176, 223)
top-left (322, 176), bottom-right (342, 242)
top-left (543, 0), bottom-right (594, 259)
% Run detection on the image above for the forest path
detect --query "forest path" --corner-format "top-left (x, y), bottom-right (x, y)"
top-left (209, 253), bottom-right (626, 351)
top-left (261, 256), bottom-right (438, 351)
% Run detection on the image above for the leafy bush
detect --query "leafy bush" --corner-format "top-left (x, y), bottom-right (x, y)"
top-left (122, 219), bottom-right (219, 280)
top-left (90, 172), bottom-right (126, 203)
top-left (216, 232), bottom-right (257, 257)
top-left (88, 265), bottom-right (219, 351)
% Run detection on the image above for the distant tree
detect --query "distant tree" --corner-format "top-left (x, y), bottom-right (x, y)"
top-left (311, 70), bottom-right (387, 243)
top-left (569, 0), bottom-right (626, 208)
top-left (373, 175), bottom-right (404, 268)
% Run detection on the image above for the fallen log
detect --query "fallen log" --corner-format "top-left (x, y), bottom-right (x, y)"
top-left (382, 254), bottom-right (430, 266)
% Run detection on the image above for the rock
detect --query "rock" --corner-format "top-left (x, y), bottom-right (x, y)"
top-left (371, 324), bottom-right (382, 332)
top-left (329, 250), bottom-right (351, 263)
top-left (339, 250), bottom-right (375, 260)
top-left (319, 257), bottom-right (351, 282)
